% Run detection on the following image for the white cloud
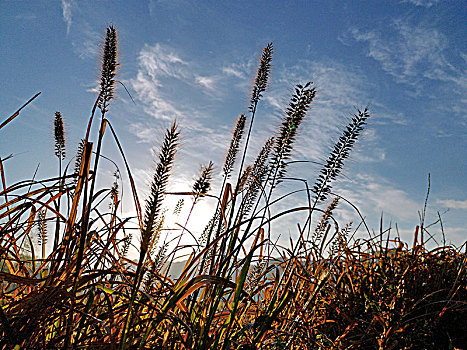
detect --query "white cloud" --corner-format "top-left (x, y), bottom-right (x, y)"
top-left (15, 13), bottom-right (37, 21)
top-left (437, 199), bottom-right (467, 210)
top-left (434, 130), bottom-right (453, 138)
top-left (131, 43), bottom-right (227, 121)
top-left (401, 0), bottom-right (440, 8)
top-left (338, 174), bottom-right (421, 223)
top-left (351, 21), bottom-right (449, 84)
top-left (138, 44), bottom-right (188, 81)
top-left (437, 227), bottom-right (467, 247)
top-left (372, 109), bottom-right (409, 126)
top-left (195, 75), bottom-right (217, 91)
top-left (364, 183), bottom-right (418, 220)
top-left (349, 19), bottom-right (467, 121)
top-left (61, 0), bottom-right (73, 35)
top-left (67, 20), bottom-right (100, 60)
top-left (73, 39), bottom-right (97, 59)
top-left (350, 20), bottom-right (467, 98)
top-left (222, 64), bottom-right (249, 80)
top-left (130, 44), bottom-right (189, 121)
top-left (326, 176), bottom-right (466, 246)
top-left (354, 149), bottom-right (386, 163)
top-left (131, 70), bottom-right (183, 121)
top-left (128, 42), bottom-right (243, 200)
top-left (128, 123), bottom-right (161, 144)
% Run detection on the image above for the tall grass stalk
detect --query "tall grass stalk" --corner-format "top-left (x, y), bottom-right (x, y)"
top-left (53, 111), bottom-right (66, 251)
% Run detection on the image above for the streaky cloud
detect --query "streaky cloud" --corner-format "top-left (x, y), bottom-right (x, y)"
top-left (437, 199), bottom-right (467, 210)
top-left (61, 0), bottom-right (73, 35)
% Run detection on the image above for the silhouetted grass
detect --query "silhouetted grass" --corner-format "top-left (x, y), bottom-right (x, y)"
top-left (0, 26), bottom-right (465, 350)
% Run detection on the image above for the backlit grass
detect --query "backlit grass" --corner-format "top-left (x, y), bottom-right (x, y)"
top-left (0, 26), bottom-right (465, 350)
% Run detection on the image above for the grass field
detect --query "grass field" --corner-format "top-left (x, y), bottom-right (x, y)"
top-left (1, 25), bottom-right (466, 350)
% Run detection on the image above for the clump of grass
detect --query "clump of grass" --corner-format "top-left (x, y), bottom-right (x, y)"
top-left (0, 25), bottom-right (465, 350)
top-left (278, 229), bottom-right (467, 349)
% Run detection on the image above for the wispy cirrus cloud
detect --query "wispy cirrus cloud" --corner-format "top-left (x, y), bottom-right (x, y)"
top-left (333, 175), bottom-right (466, 246)
top-left (15, 13), bottom-right (37, 21)
top-left (338, 174), bottom-right (421, 222)
top-left (401, 0), bottom-right (440, 8)
top-left (222, 66), bottom-right (247, 79)
top-left (61, 0), bottom-right (73, 35)
top-left (348, 19), bottom-right (467, 123)
top-left (128, 42), bottom-right (242, 191)
top-left (350, 21), bottom-right (449, 84)
top-left (123, 41), bottom-right (467, 247)
top-left (131, 43), bottom-right (228, 122)
top-left (437, 199), bottom-right (467, 210)
top-left (327, 174), bottom-right (427, 245)
top-left (349, 20), bottom-right (467, 93)
top-left (195, 75), bottom-right (218, 91)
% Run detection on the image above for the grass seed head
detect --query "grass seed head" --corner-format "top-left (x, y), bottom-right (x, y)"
top-left (193, 161), bottom-right (214, 202)
top-left (250, 43), bottom-right (273, 111)
top-left (223, 114), bottom-right (247, 177)
top-left (98, 25), bottom-right (118, 112)
top-left (54, 111), bottom-right (66, 160)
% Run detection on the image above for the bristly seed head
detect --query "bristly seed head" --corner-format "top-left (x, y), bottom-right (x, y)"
top-left (250, 43), bottom-right (273, 112)
top-left (54, 111), bottom-right (66, 160)
top-left (142, 122), bottom-right (179, 251)
top-left (313, 196), bottom-right (339, 245)
top-left (270, 82), bottom-right (316, 185)
top-left (193, 161), bottom-right (214, 203)
top-left (36, 209), bottom-right (48, 246)
top-left (223, 114), bottom-right (246, 178)
top-left (242, 137), bottom-right (274, 216)
top-left (312, 107), bottom-right (370, 203)
top-left (98, 25), bottom-right (118, 113)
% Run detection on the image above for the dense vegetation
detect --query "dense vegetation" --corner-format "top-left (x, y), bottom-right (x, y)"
top-left (1, 26), bottom-right (465, 350)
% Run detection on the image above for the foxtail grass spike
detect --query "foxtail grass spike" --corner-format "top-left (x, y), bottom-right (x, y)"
top-left (238, 165), bottom-right (252, 192)
top-left (72, 139), bottom-right (85, 185)
top-left (312, 107), bottom-right (370, 203)
top-left (54, 112), bottom-right (66, 160)
top-left (312, 196), bottom-right (339, 245)
top-left (120, 233), bottom-right (132, 259)
top-left (242, 137), bottom-right (274, 216)
top-left (173, 198), bottom-right (184, 216)
top-left (142, 121), bottom-right (179, 251)
top-left (98, 25), bottom-right (118, 113)
top-left (109, 171), bottom-right (119, 210)
top-left (223, 114), bottom-right (246, 178)
top-left (269, 82), bottom-right (315, 186)
top-left (193, 161), bottom-right (214, 203)
top-left (329, 221), bottom-right (352, 257)
top-left (121, 121), bottom-right (179, 348)
top-left (36, 209), bottom-right (48, 261)
top-left (250, 43), bottom-right (273, 111)
top-left (200, 206), bottom-right (222, 247)
top-left (229, 43), bottom-right (274, 228)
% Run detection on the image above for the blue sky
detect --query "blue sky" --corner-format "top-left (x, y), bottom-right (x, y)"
top-left (1, 0), bottom-right (466, 248)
